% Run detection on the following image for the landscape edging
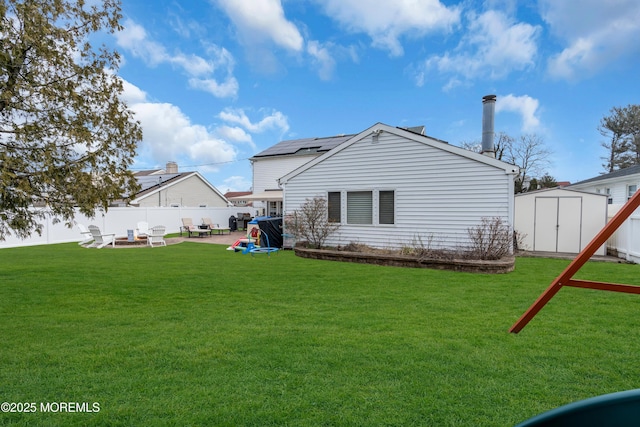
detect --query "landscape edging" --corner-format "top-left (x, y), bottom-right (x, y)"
top-left (294, 247), bottom-right (515, 274)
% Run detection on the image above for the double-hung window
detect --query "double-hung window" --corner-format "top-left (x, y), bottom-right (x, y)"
top-left (327, 192), bottom-right (341, 223)
top-left (628, 184), bottom-right (638, 201)
top-left (347, 191), bottom-right (373, 224)
top-left (379, 191), bottom-right (395, 224)
top-left (332, 190), bottom-right (395, 225)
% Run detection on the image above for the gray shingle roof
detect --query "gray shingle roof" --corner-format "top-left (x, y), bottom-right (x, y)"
top-left (571, 164), bottom-right (640, 186)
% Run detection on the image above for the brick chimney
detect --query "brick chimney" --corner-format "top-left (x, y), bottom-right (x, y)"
top-left (166, 161), bottom-right (178, 173)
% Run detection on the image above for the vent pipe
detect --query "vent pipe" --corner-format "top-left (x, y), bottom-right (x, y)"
top-left (481, 95), bottom-right (496, 158)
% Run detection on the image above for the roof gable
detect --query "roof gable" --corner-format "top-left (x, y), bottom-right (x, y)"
top-left (132, 172), bottom-right (228, 203)
top-left (279, 123), bottom-right (518, 184)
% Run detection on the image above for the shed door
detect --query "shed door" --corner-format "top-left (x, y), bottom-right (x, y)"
top-left (533, 197), bottom-right (582, 253)
top-left (557, 198), bottom-right (582, 253)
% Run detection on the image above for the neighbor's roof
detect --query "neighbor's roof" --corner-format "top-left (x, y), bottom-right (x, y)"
top-left (224, 191), bottom-right (252, 198)
top-left (133, 172), bottom-right (194, 198)
top-left (571, 164), bottom-right (640, 186)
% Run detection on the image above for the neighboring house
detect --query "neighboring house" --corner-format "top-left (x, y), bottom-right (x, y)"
top-left (125, 162), bottom-right (230, 208)
top-left (233, 134), bottom-right (355, 216)
top-left (569, 164), bottom-right (640, 204)
top-left (514, 188), bottom-right (608, 255)
top-left (569, 164), bottom-right (640, 263)
top-left (278, 122), bottom-right (519, 251)
top-left (224, 191), bottom-right (253, 208)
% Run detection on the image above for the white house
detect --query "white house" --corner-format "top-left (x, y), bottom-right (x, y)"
top-left (127, 162), bottom-right (230, 208)
top-left (569, 164), bottom-right (640, 262)
top-left (232, 134), bottom-right (354, 216)
top-left (514, 188), bottom-right (608, 255)
top-left (569, 164), bottom-right (640, 204)
top-left (278, 123), bottom-right (519, 251)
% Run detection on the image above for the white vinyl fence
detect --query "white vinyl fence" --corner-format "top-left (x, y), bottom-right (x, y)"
top-left (607, 204), bottom-right (640, 263)
top-left (0, 206), bottom-right (244, 249)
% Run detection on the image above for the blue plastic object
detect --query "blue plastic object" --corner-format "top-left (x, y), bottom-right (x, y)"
top-left (515, 389), bottom-right (640, 427)
top-left (249, 229), bottom-right (279, 257)
top-left (248, 216), bottom-right (270, 224)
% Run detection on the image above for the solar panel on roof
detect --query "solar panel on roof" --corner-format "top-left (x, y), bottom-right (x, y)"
top-left (254, 134), bottom-right (355, 157)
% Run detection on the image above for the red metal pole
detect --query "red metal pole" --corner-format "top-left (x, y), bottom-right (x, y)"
top-left (510, 189), bottom-right (640, 333)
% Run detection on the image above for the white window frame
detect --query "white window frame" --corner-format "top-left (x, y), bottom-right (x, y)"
top-left (329, 189), bottom-right (396, 226)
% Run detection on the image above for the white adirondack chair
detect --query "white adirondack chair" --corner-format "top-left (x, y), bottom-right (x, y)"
top-left (147, 225), bottom-right (166, 247)
top-left (136, 221), bottom-right (150, 237)
top-left (76, 223), bottom-right (94, 246)
top-left (87, 225), bottom-right (116, 249)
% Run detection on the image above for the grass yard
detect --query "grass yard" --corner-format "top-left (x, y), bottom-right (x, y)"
top-left (1, 242), bottom-right (639, 426)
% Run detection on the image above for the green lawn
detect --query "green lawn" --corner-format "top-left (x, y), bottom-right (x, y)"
top-left (1, 242), bottom-right (639, 426)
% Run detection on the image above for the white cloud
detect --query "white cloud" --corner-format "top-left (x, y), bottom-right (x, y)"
top-left (216, 0), bottom-right (304, 52)
top-left (216, 125), bottom-right (254, 147)
top-left (317, 0), bottom-right (460, 56)
top-left (496, 94), bottom-right (541, 132)
top-left (307, 40), bottom-right (336, 81)
top-left (121, 81), bottom-right (238, 168)
top-left (219, 175), bottom-right (253, 193)
top-left (217, 108), bottom-right (289, 134)
top-left (188, 77), bottom-right (239, 99)
top-left (115, 19), bottom-right (238, 98)
top-left (422, 10), bottom-right (539, 87)
top-left (540, 0), bottom-right (640, 80)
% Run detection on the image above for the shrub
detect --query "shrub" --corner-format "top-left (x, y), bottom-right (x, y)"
top-left (466, 217), bottom-right (512, 260)
top-left (284, 197), bottom-right (340, 249)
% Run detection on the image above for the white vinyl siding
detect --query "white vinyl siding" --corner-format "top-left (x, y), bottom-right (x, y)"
top-left (252, 155), bottom-right (317, 194)
top-left (281, 127), bottom-right (515, 250)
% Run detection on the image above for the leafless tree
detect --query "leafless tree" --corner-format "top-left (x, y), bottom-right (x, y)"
top-left (460, 132), bottom-right (553, 193)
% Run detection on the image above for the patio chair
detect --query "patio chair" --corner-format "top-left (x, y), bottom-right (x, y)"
top-left (136, 221), bottom-right (150, 237)
top-left (87, 225), bottom-right (116, 249)
top-left (181, 217), bottom-right (209, 237)
top-left (202, 217), bottom-right (230, 235)
top-left (76, 223), bottom-right (94, 246)
top-left (147, 225), bottom-right (166, 247)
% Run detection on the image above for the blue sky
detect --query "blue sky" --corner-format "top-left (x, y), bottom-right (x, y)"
top-left (109, 0), bottom-right (640, 192)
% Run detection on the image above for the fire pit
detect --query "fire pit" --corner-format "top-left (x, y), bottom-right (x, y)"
top-left (115, 237), bottom-right (147, 246)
